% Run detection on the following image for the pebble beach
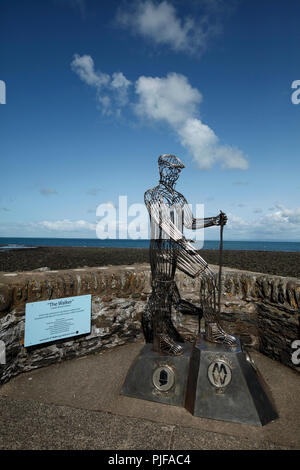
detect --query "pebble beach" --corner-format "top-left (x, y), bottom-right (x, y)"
top-left (0, 246), bottom-right (299, 279)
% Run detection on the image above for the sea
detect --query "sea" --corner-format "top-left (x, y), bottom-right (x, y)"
top-left (0, 237), bottom-right (299, 252)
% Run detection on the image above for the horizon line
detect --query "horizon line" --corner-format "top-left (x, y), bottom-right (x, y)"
top-left (0, 237), bottom-right (299, 243)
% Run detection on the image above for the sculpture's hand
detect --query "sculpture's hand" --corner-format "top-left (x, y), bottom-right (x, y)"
top-left (215, 211), bottom-right (227, 226)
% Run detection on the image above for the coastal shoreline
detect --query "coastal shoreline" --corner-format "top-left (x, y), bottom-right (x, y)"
top-left (0, 246), bottom-right (299, 278)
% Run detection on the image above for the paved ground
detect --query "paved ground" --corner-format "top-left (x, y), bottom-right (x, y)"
top-left (0, 341), bottom-right (299, 450)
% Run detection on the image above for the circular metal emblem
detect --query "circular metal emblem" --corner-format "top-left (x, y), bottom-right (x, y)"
top-left (152, 365), bottom-right (175, 392)
top-left (207, 360), bottom-right (232, 389)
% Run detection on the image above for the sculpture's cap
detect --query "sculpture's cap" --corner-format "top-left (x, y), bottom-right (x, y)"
top-left (158, 154), bottom-right (185, 169)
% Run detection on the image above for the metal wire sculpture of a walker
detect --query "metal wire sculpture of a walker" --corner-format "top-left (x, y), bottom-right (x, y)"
top-left (122, 154), bottom-right (278, 427)
top-left (142, 154), bottom-right (238, 356)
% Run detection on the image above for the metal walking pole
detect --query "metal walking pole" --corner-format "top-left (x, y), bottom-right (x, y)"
top-left (217, 211), bottom-right (225, 323)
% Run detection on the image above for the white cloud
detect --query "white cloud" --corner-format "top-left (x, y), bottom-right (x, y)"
top-left (135, 73), bottom-right (202, 126)
top-left (273, 203), bottom-right (300, 225)
top-left (214, 145), bottom-right (249, 170)
top-left (71, 54), bottom-right (110, 88)
top-left (135, 73), bottom-right (248, 170)
top-left (178, 118), bottom-right (219, 169)
top-left (117, 1), bottom-right (193, 52)
top-left (116, 0), bottom-right (222, 55)
top-left (3, 203), bottom-right (300, 240)
top-left (111, 72), bottom-right (132, 106)
top-left (226, 204), bottom-right (300, 239)
top-left (71, 54), bottom-right (132, 115)
top-left (72, 56), bottom-right (248, 170)
top-left (35, 219), bottom-right (96, 232)
top-left (98, 94), bottom-right (112, 115)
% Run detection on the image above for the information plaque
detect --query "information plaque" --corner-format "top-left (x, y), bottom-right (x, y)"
top-left (24, 295), bottom-right (91, 347)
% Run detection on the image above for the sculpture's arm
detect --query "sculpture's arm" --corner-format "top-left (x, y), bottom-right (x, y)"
top-left (183, 204), bottom-right (227, 230)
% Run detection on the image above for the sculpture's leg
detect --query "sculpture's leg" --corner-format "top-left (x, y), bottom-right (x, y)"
top-left (142, 286), bottom-right (184, 344)
top-left (151, 281), bottom-right (184, 356)
top-left (163, 282), bottom-right (185, 343)
top-left (200, 272), bottom-right (238, 346)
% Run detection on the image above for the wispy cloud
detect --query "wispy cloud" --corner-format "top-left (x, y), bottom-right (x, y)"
top-left (34, 219), bottom-right (96, 232)
top-left (135, 72), bottom-right (248, 170)
top-left (111, 72), bottom-right (132, 107)
top-left (71, 54), bottom-right (109, 88)
top-left (135, 72), bottom-right (202, 126)
top-left (40, 188), bottom-right (58, 196)
top-left (115, 0), bottom-right (230, 56)
top-left (86, 187), bottom-right (102, 196)
top-left (72, 55), bottom-right (248, 170)
top-left (71, 54), bottom-right (131, 115)
top-left (3, 203), bottom-right (300, 240)
top-left (226, 204), bottom-right (300, 239)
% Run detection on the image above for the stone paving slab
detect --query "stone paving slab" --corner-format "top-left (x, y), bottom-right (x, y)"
top-left (0, 396), bottom-right (288, 450)
top-left (0, 341), bottom-right (299, 450)
top-left (0, 396), bottom-right (175, 450)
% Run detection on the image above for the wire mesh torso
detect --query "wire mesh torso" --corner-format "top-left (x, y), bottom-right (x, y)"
top-left (145, 184), bottom-right (209, 280)
top-left (146, 184), bottom-right (184, 282)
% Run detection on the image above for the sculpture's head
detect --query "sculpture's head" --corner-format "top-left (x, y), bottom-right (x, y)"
top-left (158, 154), bottom-right (185, 187)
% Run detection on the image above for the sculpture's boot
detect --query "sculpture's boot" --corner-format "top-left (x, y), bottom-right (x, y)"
top-left (205, 321), bottom-right (238, 346)
top-left (153, 333), bottom-right (183, 356)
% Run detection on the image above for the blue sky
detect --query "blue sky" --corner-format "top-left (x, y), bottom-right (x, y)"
top-left (1, 0), bottom-right (300, 240)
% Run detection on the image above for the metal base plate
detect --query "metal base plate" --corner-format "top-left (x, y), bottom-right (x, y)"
top-left (185, 336), bottom-right (278, 426)
top-left (121, 342), bottom-right (192, 407)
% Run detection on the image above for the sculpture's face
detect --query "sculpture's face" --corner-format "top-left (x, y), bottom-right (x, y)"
top-left (159, 164), bottom-right (182, 186)
top-left (171, 167), bottom-right (182, 182)
top-left (158, 155), bottom-right (185, 187)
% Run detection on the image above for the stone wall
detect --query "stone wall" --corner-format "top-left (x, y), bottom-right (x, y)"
top-left (173, 267), bottom-right (300, 370)
top-left (0, 264), bottom-right (299, 385)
